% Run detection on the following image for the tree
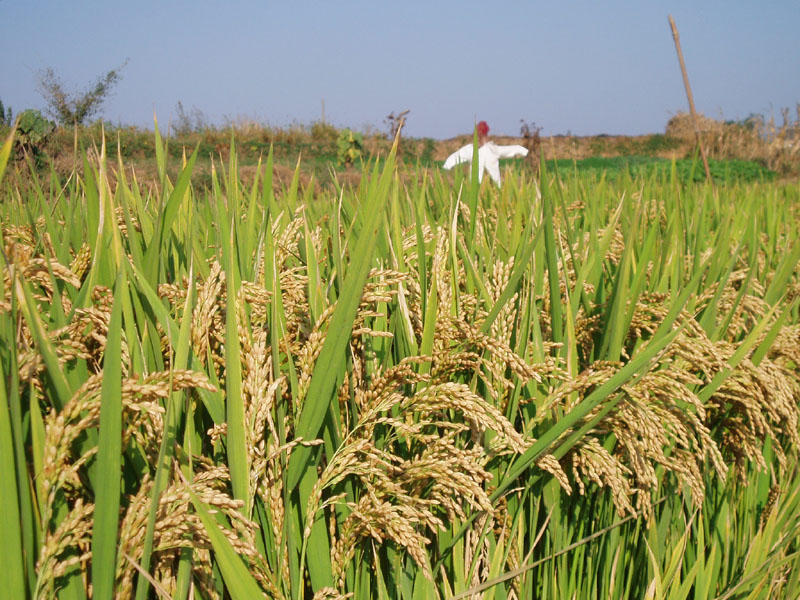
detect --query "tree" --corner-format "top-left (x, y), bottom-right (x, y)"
top-left (0, 97), bottom-right (12, 126)
top-left (37, 60), bottom-right (128, 126)
top-left (174, 101), bottom-right (211, 135)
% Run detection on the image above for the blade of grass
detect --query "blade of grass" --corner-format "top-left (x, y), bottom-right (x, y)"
top-left (220, 203), bottom-right (250, 514)
top-left (0, 124), bottom-right (16, 187)
top-left (90, 270), bottom-right (125, 600)
top-left (13, 274), bottom-right (73, 410)
top-left (0, 356), bottom-right (25, 599)
top-left (134, 263), bottom-right (198, 600)
top-left (186, 481), bottom-right (267, 599)
top-left (143, 145), bottom-right (199, 284)
top-left (286, 138), bottom-right (397, 490)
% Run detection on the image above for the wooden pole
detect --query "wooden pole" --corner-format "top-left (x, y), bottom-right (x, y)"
top-left (668, 15), bottom-right (712, 184)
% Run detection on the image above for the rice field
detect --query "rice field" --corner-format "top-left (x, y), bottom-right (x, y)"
top-left (1, 125), bottom-right (799, 599)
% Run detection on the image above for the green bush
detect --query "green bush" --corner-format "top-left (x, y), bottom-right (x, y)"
top-left (15, 109), bottom-right (56, 164)
top-left (640, 133), bottom-right (682, 153)
top-left (336, 128), bottom-right (363, 166)
top-left (310, 120), bottom-right (337, 144)
top-left (419, 137), bottom-right (436, 165)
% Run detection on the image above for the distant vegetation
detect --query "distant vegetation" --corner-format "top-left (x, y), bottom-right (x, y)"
top-left (546, 156), bottom-right (777, 184)
top-left (665, 109), bottom-right (800, 175)
top-left (0, 100), bottom-right (798, 191)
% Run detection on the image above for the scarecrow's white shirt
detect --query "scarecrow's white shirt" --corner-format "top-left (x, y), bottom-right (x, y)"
top-left (442, 141), bottom-right (529, 184)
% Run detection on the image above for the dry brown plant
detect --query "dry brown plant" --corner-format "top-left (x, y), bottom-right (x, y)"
top-left (666, 107), bottom-right (800, 173)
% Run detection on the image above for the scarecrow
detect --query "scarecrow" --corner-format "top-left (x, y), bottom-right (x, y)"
top-left (443, 121), bottom-right (528, 185)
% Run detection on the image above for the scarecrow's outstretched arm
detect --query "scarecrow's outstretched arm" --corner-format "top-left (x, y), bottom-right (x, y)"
top-left (494, 144), bottom-right (529, 159)
top-left (443, 144), bottom-right (474, 170)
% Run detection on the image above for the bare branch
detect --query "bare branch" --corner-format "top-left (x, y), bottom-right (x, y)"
top-left (37, 60), bottom-right (128, 126)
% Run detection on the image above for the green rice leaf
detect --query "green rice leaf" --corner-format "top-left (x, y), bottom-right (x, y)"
top-left (188, 484), bottom-right (267, 599)
top-left (286, 138), bottom-right (397, 491)
top-left (0, 125), bottom-right (15, 187)
top-left (90, 270), bottom-right (125, 600)
top-left (143, 144), bottom-right (199, 284)
top-left (14, 275), bottom-right (73, 410)
top-left (220, 202), bottom-right (250, 513)
top-left (0, 357), bottom-right (25, 599)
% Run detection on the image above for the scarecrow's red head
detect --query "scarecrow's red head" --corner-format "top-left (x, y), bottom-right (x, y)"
top-left (477, 121), bottom-right (490, 138)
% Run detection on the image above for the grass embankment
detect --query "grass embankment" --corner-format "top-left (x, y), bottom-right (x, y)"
top-left (1, 126), bottom-right (799, 599)
top-left (547, 156), bottom-right (777, 183)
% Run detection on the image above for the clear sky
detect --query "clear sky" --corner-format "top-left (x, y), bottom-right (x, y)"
top-left (2, 1), bottom-right (798, 139)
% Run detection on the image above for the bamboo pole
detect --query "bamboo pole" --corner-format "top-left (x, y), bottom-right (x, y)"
top-left (668, 15), bottom-right (712, 184)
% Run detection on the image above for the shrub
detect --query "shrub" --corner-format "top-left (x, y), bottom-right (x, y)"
top-left (337, 128), bottom-right (363, 166)
top-left (310, 120), bottom-right (337, 144)
top-left (15, 109), bottom-right (56, 163)
top-left (419, 137), bottom-right (436, 164)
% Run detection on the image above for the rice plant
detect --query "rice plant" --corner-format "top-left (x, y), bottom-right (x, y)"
top-left (1, 123), bottom-right (799, 599)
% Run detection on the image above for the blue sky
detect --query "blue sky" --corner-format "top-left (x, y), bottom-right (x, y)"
top-left (2, 1), bottom-right (798, 139)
